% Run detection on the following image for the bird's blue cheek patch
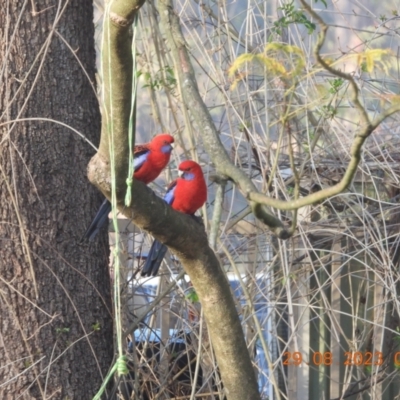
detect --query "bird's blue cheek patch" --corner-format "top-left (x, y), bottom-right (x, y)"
top-left (182, 172), bottom-right (195, 181)
top-left (161, 144), bottom-right (173, 154)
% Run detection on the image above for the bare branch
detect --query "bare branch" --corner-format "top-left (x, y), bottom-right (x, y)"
top-left (246, 1), bottom-right (400, 212)
top-left (158, 0), bottom-right (400, 238)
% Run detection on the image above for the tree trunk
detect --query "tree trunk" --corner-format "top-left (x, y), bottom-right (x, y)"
top-left (0, 2), bottom-right (112, 399)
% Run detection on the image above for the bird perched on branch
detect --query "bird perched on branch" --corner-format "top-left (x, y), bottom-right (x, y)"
top-left (141, 160), bottom-right (207, 277)
top-left (83, 134), bottom-right (174, 241)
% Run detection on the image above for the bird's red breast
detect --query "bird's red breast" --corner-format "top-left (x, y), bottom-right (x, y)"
top-left (171, 160), bottom-right (207, 214)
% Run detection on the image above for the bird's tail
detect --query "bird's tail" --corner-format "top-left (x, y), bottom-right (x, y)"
top-left (141, 239), bottom-right (168, 277)
top-left (82, 199), bottom-right (111, 241)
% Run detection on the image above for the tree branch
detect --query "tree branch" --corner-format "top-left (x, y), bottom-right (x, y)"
top-left (96, 0), bottom-right (145, 189)
top-left (157, 0), bottom-right (290, 240)
top-left (87, 1), bottom-right (261, 399)
top-left (157, 0), bottom-right (400, 240)
top-left (247, 0), bottom-right (400, 211)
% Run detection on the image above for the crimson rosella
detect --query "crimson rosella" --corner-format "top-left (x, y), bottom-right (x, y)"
top-left (83, 134), bottom-right (174, 241)
top-left (141, 160), bottom-right (207, 277)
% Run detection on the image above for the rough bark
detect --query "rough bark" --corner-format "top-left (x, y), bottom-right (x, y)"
top-left (0, 2), bottom-right (113, 399)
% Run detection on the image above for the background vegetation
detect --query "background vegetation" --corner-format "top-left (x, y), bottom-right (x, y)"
top-left (2, 0), bottom-right (400, 399)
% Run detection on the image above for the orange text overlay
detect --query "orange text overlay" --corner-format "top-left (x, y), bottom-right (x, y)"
top-left (282, 351), bottom-right (400, 366)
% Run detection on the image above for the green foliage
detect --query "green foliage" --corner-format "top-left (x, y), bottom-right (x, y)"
top-left (273, 1), bottom-right (316, 36)
top-left (92, 321), bottom-right (101, 331)
top-left (355, 49), bottom-right (393, 74)
top-left (364, 364), bottom-right (372, 374)
top-left (239, 121), bottom-right (250, 131)
top-left (164, 66), bottom-right (177, 88)
top-left (186, 289), bottom-right (199, 303)
top-left (319, 105), bottom-right (337, 119)
top-left (328, 78), bottom-right (344, 94)
top-left (229, 42), bottom-right (305, 88)
top-left (142, 66), bottom-right (177, 91)
top-left (360, 61), bottom-right (368, 73)
top-left (56, 327), bottom-right (70, 335)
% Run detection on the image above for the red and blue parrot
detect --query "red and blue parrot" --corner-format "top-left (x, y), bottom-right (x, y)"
top-left (83, 133), bottom-right (174, 241)
top-left (141, 160), bottom-right (207, 277)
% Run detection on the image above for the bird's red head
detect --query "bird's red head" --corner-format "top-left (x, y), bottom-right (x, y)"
top-left (178, 160), bottom-right (202, 177)
top-left (150, 133), bottom-right (174, 152)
